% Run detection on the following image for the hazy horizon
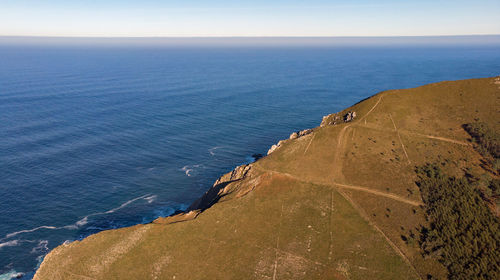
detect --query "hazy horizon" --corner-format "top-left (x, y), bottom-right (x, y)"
top-left (2, 35), bottom-right (500, 47)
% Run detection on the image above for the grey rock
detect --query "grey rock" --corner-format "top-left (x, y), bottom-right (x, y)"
top-left (344, 111), bottom-right (357, 122)
top-left (299, 129), bottom-right (313, 137)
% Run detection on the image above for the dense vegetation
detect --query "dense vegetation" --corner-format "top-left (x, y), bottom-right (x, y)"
top-left (463, 122), bottom-right (499, 204)
top-left (463, 122), bottom-right (499, 170)
top-left (416, 164), bottom-right (500, 280)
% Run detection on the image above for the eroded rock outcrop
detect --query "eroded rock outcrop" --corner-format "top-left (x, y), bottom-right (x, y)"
top-left (494, 76), bottom-right (500, 88)
top-left (267, 140), bottom-right (285, 155)
top-left (320, 113), bottom-right (340, 127)
top-left (289, 129), bottom-right (313, 139)
top-left (187, 164), bottom-right (252, 211)
top-left (344, 111), bottom-right (357, 122)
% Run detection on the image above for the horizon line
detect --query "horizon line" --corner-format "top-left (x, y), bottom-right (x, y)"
top-left (2, 34), bottom-right (500, 39)
top-left (2, 34), bottom-right (500, 47)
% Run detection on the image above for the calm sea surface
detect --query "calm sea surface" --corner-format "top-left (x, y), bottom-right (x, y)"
top-left (1, 45), bottom-right (499, 278)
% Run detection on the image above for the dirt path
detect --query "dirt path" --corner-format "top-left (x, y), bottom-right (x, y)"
top-left (389, 114), bottom-right (411, 164)
top-left (303, 133), bottom-right (315, 155)
top-left (255, 95), bottom-right (425, 278)
top-left (335, 188), bottom-right (422, 280)
top-left (330, 96), bottom-right (422, 279)
top-left (359, 96), bottom-right (383, 122)
top-left (272, 203), bottom-right (284, 280)
top-left (331, 125), bottom-right (350, 181)
top-left (333, 182), bottom-right (422, 206)
top-left (403, 131), bottom-right (471, 146)
top-left (332, 96), bottom-right (383, 183)
top-left (64, 271), bottom-right (97, 280)
top-left (253, 165), bottom-right (421, 207)
top-left (355, 123), bottom-right (471, 147)
top-left (328, 191), bottom-right (334, 261)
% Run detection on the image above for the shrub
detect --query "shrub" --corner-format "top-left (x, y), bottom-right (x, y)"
top-left (463, 122), bottom-right (500, 161)
top-left (416, 164), bottom-right (500, 279)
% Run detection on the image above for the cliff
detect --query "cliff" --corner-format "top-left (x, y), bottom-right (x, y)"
top-left (34, 77), bottom-right (500, 280)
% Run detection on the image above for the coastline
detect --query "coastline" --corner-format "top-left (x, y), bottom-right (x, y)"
top-left (33, 76), bottom-right (500, 279)
top-left (33, 85), bottom-right (364, 278)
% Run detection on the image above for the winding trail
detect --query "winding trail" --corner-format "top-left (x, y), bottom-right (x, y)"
top-left (253, 165), bottom-right (421, 207)
top-left (329, 95), bottom-right (421, 280)
top-left (253, 90), bottom-right (480, 279)
top-left (359, 96), bottom-right (384, 122)
top-left (331, 96), bottom-right (383, 182)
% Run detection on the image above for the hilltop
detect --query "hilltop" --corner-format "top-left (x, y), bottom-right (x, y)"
top-left (34, 77), bottom-right (500, 279)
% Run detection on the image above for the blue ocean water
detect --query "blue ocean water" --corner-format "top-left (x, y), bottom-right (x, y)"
top-left (1, 44), bottom-right (499, 278)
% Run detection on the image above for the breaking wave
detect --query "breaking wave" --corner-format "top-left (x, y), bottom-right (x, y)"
top-left (0, 240), bottom-right (20, 249)
top-left (180, 164), bottom-right (204, 177)
top-left (1, 194), bottom-right (153, 242)
top-left (30, 240), bottom-right (49, 254)
top-left (208, 146), bottom-right (223, 156)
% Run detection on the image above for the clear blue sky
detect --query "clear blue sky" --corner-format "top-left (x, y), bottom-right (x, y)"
top-left (1, 0), bottom-right (499, 37)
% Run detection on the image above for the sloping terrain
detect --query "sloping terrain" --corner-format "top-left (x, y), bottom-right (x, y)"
top-left (34, 77), bottom-right (500, 280)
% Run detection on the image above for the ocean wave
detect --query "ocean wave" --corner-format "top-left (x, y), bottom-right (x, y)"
top-left (64, 194), bottom-right (153, 229)
top-left (1, 194), bottom-right (153, 241)
top-left (208, 146), bottom-right (223, 156)
top-left (2, 226), bottom-right (58, 241)
top-left (0, 240), bottom-right (20, 249)
top-left (103, 194), bottom-right (151, 214)
top-left (0, 270), bottom-right (24, 280)
top-left (144, 195), bottom-right (157, 204)
top-left (180, 164), bottom-right (204, 177)
top-left (0, 239), bottom-right (39, 251)
top-left (30, 240), bottom-right (49, 254)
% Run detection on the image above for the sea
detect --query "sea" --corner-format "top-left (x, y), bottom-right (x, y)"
top-left (1, 39), bottom-right (499, 279)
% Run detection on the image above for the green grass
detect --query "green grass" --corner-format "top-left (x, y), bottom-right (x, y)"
top-left (36, 175), bottom-right (418, 279)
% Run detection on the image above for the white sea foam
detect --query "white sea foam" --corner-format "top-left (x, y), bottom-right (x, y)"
top-left (144, 195), bottom-right (157, 204)
top-left (180, 164), bottom-right (203, 177)
top-left (0, 239), bottom-right (19, 249)
top-left (0, 270), bottom-right (24, 280)
top-left (64, 194), bottom-right (152, 229)
top-left (2, 226), bottom-right (58, 240)
top-left (2, 194), bottom-right (152, 240)
top-left (104, 194), bottom-right (150, 214)
top-left (63, 216), bottom-right (88, 230)
top-left (75, 216), bottom-right (89, 227)
top-left (30, 240), bottom-right (49, 254)
top-left (208, 146), bottom-right (222, 156)
top-left (181, 165), bottom-right (193, 176)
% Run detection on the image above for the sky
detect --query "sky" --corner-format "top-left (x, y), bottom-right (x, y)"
top-left (0, 0), bottom-right (499, 37)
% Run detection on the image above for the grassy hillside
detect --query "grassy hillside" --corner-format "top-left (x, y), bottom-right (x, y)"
top-left (34, 76), bottom-right (500, 280)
